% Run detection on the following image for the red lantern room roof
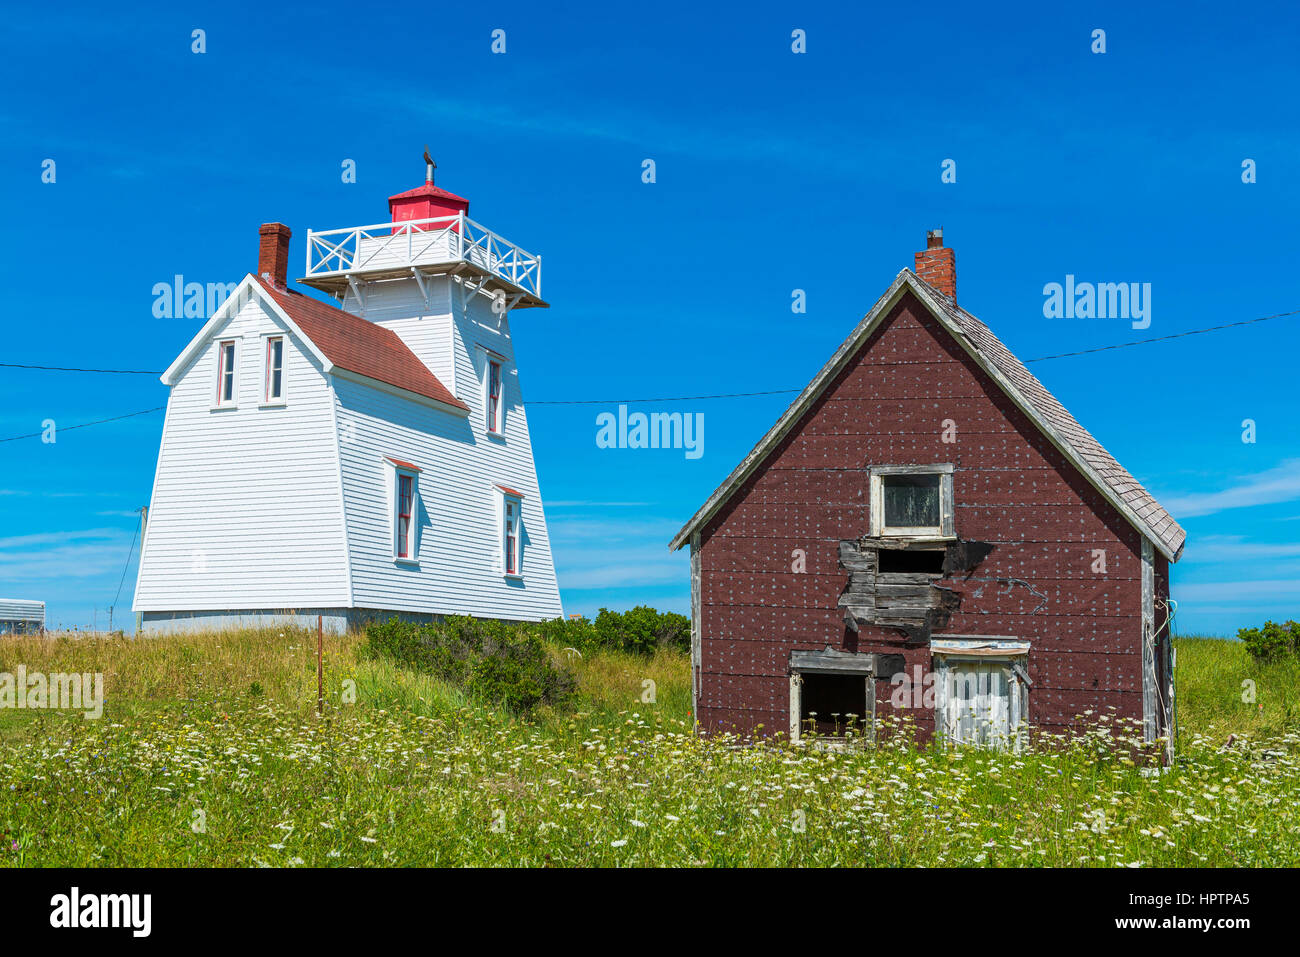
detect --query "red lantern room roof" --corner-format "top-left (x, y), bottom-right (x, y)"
top-left (387, 182), bottom-right (470, 205)
top-left (388, 182), bottom-right (469, 224)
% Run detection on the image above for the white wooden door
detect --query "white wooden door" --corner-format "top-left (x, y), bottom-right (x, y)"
top-left (936, 658), bottom-right (1023, 748)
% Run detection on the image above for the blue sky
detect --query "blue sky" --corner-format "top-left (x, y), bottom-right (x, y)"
top-left (1, 0), bottom-right (1297, 634)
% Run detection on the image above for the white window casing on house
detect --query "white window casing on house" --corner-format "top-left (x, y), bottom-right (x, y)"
top-left (479, 345), bottom-right (506, 439)
top-left (262, 334), bottom-right (286, 406)
top-left (214, 339), bottom-right (237, 409)
top-left (496, 485), bottom-right (523, 578)
top-left (868, 464), bottom-right (955, 539)
top-left (385, 457), bottom-right (422, 565)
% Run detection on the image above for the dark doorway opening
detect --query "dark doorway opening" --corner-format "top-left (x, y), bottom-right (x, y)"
top-left (799, 673), bottom-right (870, 737)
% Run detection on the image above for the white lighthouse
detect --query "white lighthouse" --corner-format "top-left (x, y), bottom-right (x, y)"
top-left (133, 159), bottom-right (563, 633)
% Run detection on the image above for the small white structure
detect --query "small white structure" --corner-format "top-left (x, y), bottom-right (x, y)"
top-left (133, 163), bottom-right (563, 633)
top-left (0, 599), bottom-right (44, 635)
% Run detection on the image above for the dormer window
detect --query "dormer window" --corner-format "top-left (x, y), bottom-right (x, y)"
top-left (486, 358), bottom-right (503, 435)
top-left (215, 340), bottom-right (236, 407)
top-left (869, 465), bottom-right (955, 539)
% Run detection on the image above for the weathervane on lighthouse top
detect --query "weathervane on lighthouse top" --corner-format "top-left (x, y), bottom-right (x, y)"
top-left (423, 145), bottom-right (436, 185)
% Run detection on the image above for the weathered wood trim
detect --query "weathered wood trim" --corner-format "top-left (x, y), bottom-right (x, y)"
top-left (689, 530), bottom-right (702, 732)
top-left (866, 464), bottom-right (956, 539)
top-left (788, 673), bottom-right (802, 742)
top-left (789, 648), bottom-right (903, 675)
top-left (1141, 536), bottom-right (1157, 743)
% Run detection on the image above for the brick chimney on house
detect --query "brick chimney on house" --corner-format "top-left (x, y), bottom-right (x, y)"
top-left (914, 228), bottom-right (955, 302)
top-left (258, 222), bottom-right (292, 288)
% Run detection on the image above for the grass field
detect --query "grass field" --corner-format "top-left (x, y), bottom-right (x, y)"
top-left (0, 628), bottom-right (1296, 867)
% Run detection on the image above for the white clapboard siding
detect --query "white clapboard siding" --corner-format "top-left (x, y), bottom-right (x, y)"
top-left (0, 599), bottom-right (44, 624)
top-left (344, 279), bottom-right (458, 393)
top-left (334, 283), bottom-right (561, 622)
top-left (133, 295), bottom-right (350, 611)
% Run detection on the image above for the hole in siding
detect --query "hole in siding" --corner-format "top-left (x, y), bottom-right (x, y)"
top-left (878, 549), bottom-right (946, 575)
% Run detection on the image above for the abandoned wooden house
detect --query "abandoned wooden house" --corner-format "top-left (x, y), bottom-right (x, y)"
top-left (670, 231), bottom-right (1183, 750)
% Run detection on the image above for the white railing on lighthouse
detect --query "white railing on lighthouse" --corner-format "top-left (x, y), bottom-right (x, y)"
top-left (304, 213), bottom-right (542, 299)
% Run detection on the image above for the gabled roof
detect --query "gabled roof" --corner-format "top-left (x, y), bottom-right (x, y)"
top-left (669, 270), bottom-right (1185, 562)
top-left (162, 274), bottom-right (467, 413)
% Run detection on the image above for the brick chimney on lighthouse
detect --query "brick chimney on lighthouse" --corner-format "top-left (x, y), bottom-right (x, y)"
top-left (914, 228), bottom-right (955, 302)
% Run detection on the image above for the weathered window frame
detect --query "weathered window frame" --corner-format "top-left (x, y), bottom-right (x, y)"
top-left (931, 637), bottom-right (1030, 751)
top-left (868, 464), bottom-right (955, 539)
top-left (788, 648), bottom-right (893, 747)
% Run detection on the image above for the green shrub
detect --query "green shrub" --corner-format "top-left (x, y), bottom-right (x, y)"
top-left (594, 606), bottom-right (690, 654)
top-left (1238, 620), bottom-right (1299, 662)
top-left (359, 616), bottom-right (574, 714)
top-left (526, 607), bottom-right (688, 656)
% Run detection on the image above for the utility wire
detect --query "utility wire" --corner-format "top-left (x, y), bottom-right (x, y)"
top-left (0, 362), bottom-right (158, 374)
top-left (111, 514), bottom-right (141, 610)
top-left (2, 306), bottom-right (1298, 428)
top-left (1020, 307), bottom-right (1300, 363)
top-left (0, 406), bottom-right (165, 444)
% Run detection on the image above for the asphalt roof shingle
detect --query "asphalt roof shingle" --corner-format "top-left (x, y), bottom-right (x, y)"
top-left (252, 275), bottom-right (467, 411)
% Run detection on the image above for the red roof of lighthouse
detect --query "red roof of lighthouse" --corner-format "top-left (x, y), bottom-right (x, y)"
top-left (251, 275), bottom-right (468, 412)
top-left (387, 182), bottom-right (470, 205)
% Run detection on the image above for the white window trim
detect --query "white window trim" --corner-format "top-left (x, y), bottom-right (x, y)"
top-left (497, 485), bottom-right (524, 579)
top-left (868, 464), bottom-right (955, 539)
top-left (212, 338), bottom-right (239, 410)
top-left (386, 459), bottom-right (422, 566)
top-left (260, 332), bottom-right (287, 407)
top-left (478, 345), bottom-right (507, 440)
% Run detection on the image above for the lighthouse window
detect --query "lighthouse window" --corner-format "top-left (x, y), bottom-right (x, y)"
top-left (501, 492), bottom-right (521, 577)
top-left (486, 359), bottom-right (503, 435)
top-left (215, 340), bottom-right (236, 407)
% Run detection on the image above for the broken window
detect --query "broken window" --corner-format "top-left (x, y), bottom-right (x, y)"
top-left (797, 673), bottom-right (871, 738)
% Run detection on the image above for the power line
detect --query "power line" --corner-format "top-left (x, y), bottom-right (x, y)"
top-left (111, 514), bottom-right (141, 609)
top-left (0, 406), bottom-right (165, 444)
top-left (530, 307), bottom-right (1300, 405)
top-left (0, 362), bottom-right (158, 374)
top-left (1, 306), bottom-right (1298, 428)
top-left (1021, 308), bottom-right (1300, 363)
top-left (531, 388), bottom-right (802, 405)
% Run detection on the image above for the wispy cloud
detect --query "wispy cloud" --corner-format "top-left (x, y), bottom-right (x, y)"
top-left (1174, 579), bottom-right (1300, 603)
top-left (1163, 459), bottom-right (1300, 518)
top-left (547, 500), bottom-right (655, 508)
top-left (1181, 536), bottom-right (1300, 563)
top-left (551, 514), bottom-right (687, 596)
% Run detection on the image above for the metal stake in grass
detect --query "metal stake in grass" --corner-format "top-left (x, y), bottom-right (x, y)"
top-left (317, 614), bottom-right (324, 716)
